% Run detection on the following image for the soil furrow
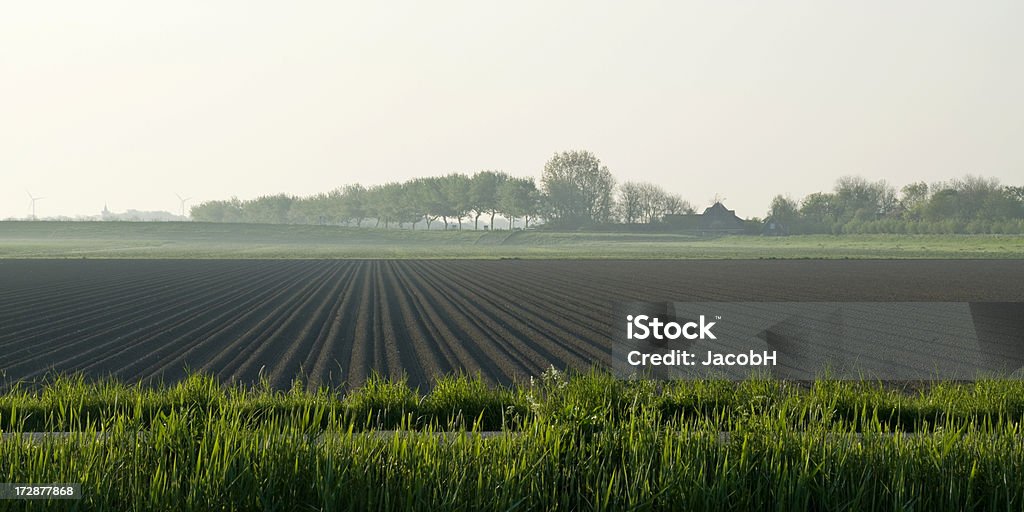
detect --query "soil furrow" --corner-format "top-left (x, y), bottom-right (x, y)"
top-left (3, 259), bottom-right (1022, 390)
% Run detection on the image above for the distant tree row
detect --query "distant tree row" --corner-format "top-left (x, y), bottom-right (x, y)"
top-left (191, 172), bottom-right (546, 230)
top-left (767, 175), bottom-right (1024, 234)
top-left (191, 150), bottom-right (691, 229)
top-left (191, 149), bottom-right (1021, 234)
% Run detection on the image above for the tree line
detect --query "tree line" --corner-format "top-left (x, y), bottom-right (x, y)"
top-left (191, 172), bottom-right (545, 230)
top-left (190, 150), bottom-right (693, 229)
top-left (190, 148), bottom-right (1023, 234)
top-left (767, 175), bottom-right (1024, 234)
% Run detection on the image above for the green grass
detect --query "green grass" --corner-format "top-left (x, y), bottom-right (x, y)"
top-left (1, 221), bottom-right (1023, 259)
top-left (2, 370), bottom-right (1024, 510)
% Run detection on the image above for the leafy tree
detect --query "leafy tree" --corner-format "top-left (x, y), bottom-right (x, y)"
top-left (442, 173), bottom-right (472, 230)
top-left (397, 178), bottom-right (420, 228)
top-left (469, 171), bottom-right (509, 230)
top-left (521, 181), bottom-right (543, 228)
top-left (949, 175), bottom-right (1003, 220)
top-left (833, 176), bottom-right (896, 222)
top-left (997, 186), bottom-right (1024, 219)
top-left (498, 177), bottom-right (540, 229)
top-left (800, 192), bottom-right (836, 224)
top-left (1006, 185), bottom-right (1024, 203)
top-left (900, 182), bottom-right (929, 220)
top-left (924, 188), bottom-right (958, 222)
top-left (540, 150), bottom-right (616, 227)
top-left (244, 194), bottom-right (294, 224)
top-left (190, 198), bottom-right (243, 222)
top-left (410, 177), bottom-right (446, 229)
top-left (287, 194), bottom-right (328, 225)
top-left (336, 184), bottom-right (368, 226)
top-left (366, 184), bottom-right (409, 228)
top-left (768, 195), bottom-right (799, 226)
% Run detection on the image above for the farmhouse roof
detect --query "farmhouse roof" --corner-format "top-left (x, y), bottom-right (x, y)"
top-left (702, 202), bottom-right (737, 217)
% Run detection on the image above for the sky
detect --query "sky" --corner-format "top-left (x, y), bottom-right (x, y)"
top-left (2, 1), bottom-right (1022, 220)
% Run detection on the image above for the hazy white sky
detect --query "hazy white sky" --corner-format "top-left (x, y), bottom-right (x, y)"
top-left (2, 0), bottom-right (1022, 220)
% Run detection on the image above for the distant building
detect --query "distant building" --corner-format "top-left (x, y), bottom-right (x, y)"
top-left (663, 202), bottom-right (746, 234)
top-left (762, 217), bottom-right (790, 236)
top-left (99, 205), bottom-right (182, 222)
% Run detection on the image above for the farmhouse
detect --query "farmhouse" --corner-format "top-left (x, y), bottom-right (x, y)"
top-left (663, 202), bottom-right (746, 234)
top-left (762, 217), bottom-right (790, 236)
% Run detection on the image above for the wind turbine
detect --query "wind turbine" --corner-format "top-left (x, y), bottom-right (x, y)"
top-left (175, 193), bottom-right (192, 218)
top-left (26, 190), bottom-right (45, 220)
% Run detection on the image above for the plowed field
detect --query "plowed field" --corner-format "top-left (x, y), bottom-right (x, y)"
top-left (1, 260), bottom-right (1021, 389)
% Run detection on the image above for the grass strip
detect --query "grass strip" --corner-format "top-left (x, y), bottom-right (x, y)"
top-left (1, 371), bottom-right (1022, 510)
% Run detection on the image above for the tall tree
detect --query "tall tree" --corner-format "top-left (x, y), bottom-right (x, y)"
top-left (441, 173), bottom-right (471, 230)
top-left (900, 182), bottom-right (929, 220)
top-left (617, 181), bottom-right (689, 223)
top-left (768, 195), bottom-right (799, 225)
top-left (244, 194), bottom-right (294, 224)
top-left (540, 150), bottom-right (616, 227)
top-left (411, 177), bottom-right (446, 229)
top-left (800, 192), bottom-right (837, 224)
top-left (950, 175), bottom-right (1002, 220)
top-left (336, 184), bottom-right (368, 226)
top-left (617, 182), bottom-right (645, 223)
top-left (469, 171), bottom-right (509, 229)
top-left (190, 197), bottom-right (243, 222)
top-left (498, 177), bottom-right (540, 229)
top-left (833, 176), bottom-right (896, 221)
top-left (660, 194), bottom-right (693, 216)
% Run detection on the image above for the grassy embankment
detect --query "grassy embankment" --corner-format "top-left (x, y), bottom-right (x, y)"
top-left (1, 221), bottom-right (1023, 259)
top-left (2, 370), bottom-right (1024, 510)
